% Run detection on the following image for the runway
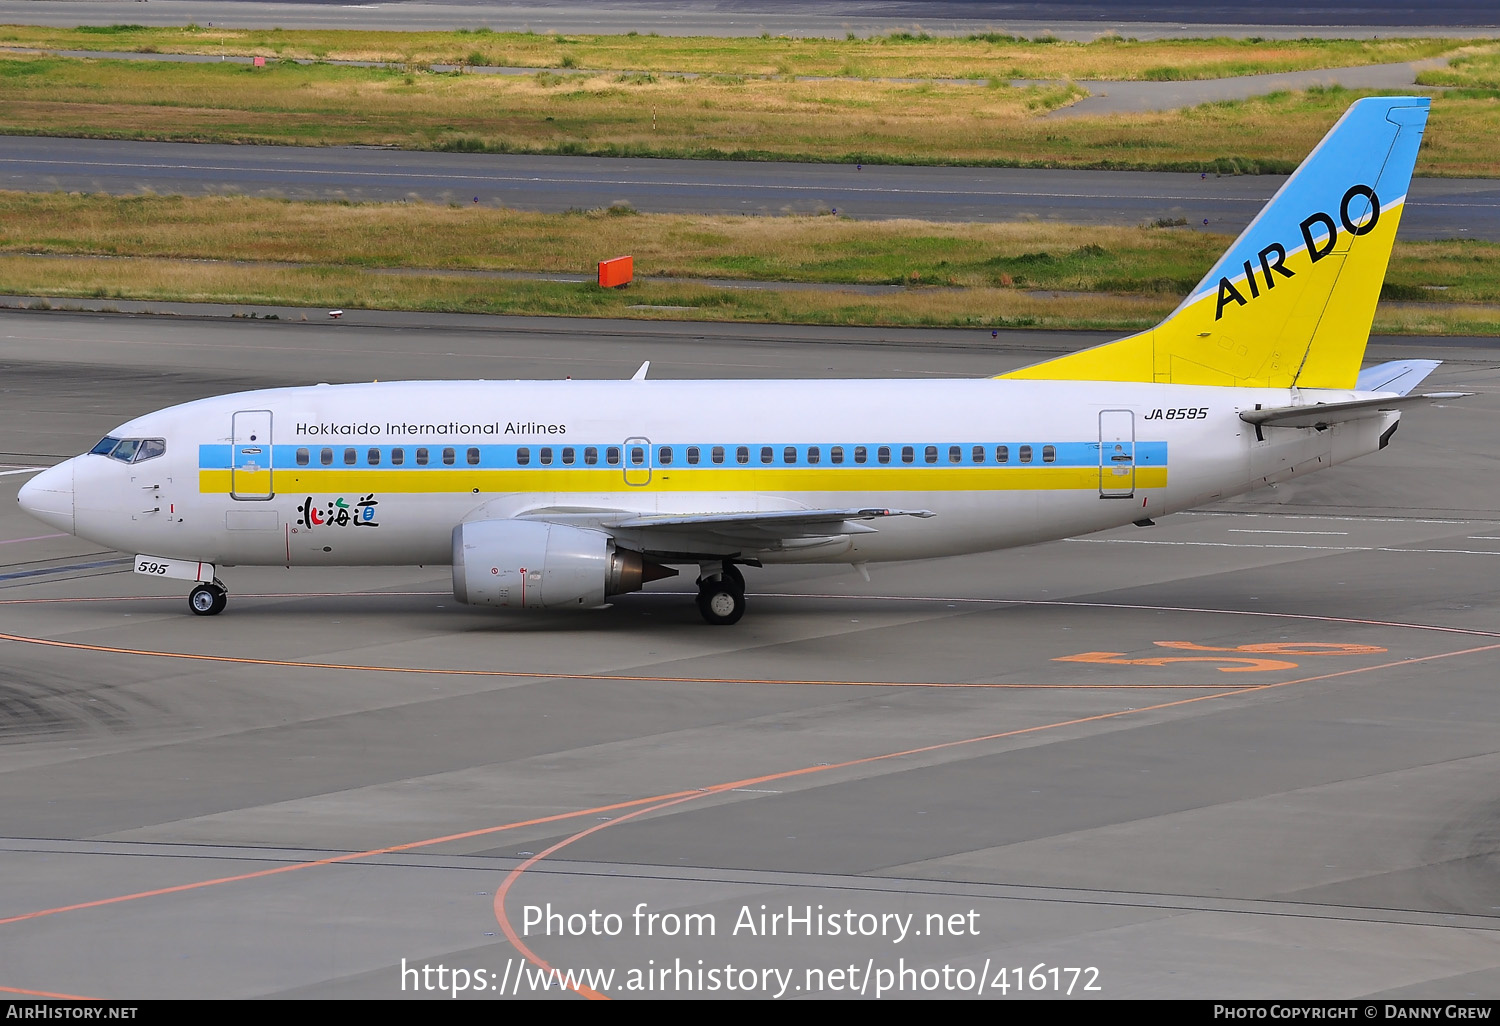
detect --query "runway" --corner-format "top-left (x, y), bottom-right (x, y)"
top-left (5, 136), bottom-right (1499, 240)
top-left (0, 0), bottom-right (1495, 38)
top-left (1, 309), bottom-right (1498, 999)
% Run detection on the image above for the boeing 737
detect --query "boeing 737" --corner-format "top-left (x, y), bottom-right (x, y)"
top-left (18, 96), bottom-right (1463, 624)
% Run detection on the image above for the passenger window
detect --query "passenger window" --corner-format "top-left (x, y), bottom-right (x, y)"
top-left (1042, 444), bottom-right (1057, 464)
top-left (368, 447), bottom-right (381, 466)
top-left (736, 446), bottom-right (749, 465)
top-left (1020, 444), bottom-right (1033, 464)
top-left (467, 446), bottom-right (481, 466)
top-left (686, 446), bottom-right (700, 465)
top-left (831, 446), bottom-right (844, 465)
top-left (629, 446), bottom-right (644, 466)
top-left (442, 447), bottom-right (455, 466)
top-left (541, 447), bottom-right (554, 466)
top-left (711, 446), bottom-right (725, 465)
top-left (783, 446), bottom-right (797, 464)
top-left (321, 447), bottom-right (334, 466)
top-left (415, 447), bottom-right (429, 466)
top-left (607, 446), bottom-right (621, 466)
top-left (391, 447), bottom-right (405, 466)
top-left (971, 445), bottom-right (985, 463)
top-left (562, 446), bottom-right (575, 466)
top-left (516, 447), bottom-right (530, 466)
top-left (296, 447), bottom-right (310, 466)
top-left (761, 446), bottom-right (773, 465)
top-left (344, 447), bottom-right (357, 466)
top-left (584, 446), bottom-right (598, 466)
top-left (996, 444), bottom-right (1009, 464)
top-left (807, 446), bottom-right (820, 465)
top-left (658, 446), bottom-right (672, 466)
top-left (949, 445), bottom-right (961, 464)
top-left (877, 446), bottom-right (891, 465)
top-left (924, 445), bottom-right (938, 464)
top-left (854, 445), bottom-right (867, 465)
top-left (901, 446), bottom-right (915, 465)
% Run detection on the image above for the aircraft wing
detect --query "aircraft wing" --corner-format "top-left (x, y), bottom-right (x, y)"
top-left (510, 505), bottom-right (935, 556)
top-left (605, 507), bottom-right (934, 536)
top-left (1240, 392), bottom-right (1469, 429)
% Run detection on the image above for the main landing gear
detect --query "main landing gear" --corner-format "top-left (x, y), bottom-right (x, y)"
top-left (695, 561), bottom-right (746, 626)
top-left (188, 578), bottom-right (228, 616)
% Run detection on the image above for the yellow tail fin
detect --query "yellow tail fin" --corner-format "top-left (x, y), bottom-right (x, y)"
top-left (1000, 97), bottom-right (1430, 389)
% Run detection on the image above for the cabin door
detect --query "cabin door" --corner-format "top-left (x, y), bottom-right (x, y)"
top-left (1099, 410), bottom-right (1136, 498)
top-left (231, 410), bottom-right (274, 500)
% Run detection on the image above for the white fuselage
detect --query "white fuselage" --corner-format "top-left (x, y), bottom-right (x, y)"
top-left (27, 378), bottom-right (1395, 569)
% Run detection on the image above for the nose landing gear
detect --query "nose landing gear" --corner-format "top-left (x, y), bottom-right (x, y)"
top-left (695, 561), bottom-right (746, 625)
top-left (188, 578), bottom-right (228, 616)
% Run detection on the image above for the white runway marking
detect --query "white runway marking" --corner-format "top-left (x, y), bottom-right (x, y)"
top-left (1069, 538), bottom-right (1500, 555)
top-left (1228, 529), bottom-right (1349, 535)
top-left (1178, 511), bottom-right (1478, 525)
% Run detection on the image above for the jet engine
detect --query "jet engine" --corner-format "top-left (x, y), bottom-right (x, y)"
top-left (451, 519), bottom-right (675, 609)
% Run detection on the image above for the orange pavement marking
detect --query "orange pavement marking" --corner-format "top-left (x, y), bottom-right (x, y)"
top-left (0, 985), bottom-right (95, 999)
top-left (4, 596), bottom-right (1498, 1002)
top-left (0, 632), bottom-right (1232, 690)
top-left (488, 640), bottom-right (1500, 998)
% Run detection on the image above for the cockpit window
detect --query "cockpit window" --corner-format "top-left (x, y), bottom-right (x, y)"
top-left (91, 437), bottom-right (166, 463)
top-left (110, 439), bottom-right (141, 463)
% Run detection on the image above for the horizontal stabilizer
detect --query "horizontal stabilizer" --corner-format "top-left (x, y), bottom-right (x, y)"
top-left (1240, 392), bottom-right (1469, 429)
top-left (1355, 359), bottom-right (1441, 396)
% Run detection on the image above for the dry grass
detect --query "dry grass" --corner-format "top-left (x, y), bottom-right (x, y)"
top-left (0, 255), bottom-right (1180, 330)
top-left (1, 57), bottom-right (1496, 174)
top-left (0, 192), bottom-right (1223, 290)
top-left (0, 25), bottom-right (1474, 80)
top-left (2, 194), bottom-right (1496, 334)
top-left (0, 56), bottom-right (1085, 160)
top-left (6, 255), bottom-right (1492, 334)
top-left (4, 192), bottom-right (1497, 300)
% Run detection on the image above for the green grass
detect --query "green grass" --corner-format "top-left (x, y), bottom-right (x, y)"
top-left (0, 24), bottom-right (1478, 80)
top-left (0, 192), bottom-right (1495, 334)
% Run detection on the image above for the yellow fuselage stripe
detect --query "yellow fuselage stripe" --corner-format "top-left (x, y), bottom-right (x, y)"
top-left (204, 466), bottom-right (1169, 494)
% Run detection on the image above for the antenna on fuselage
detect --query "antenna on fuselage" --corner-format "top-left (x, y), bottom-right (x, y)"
top-left (631, 361), bottom-right (650, 381)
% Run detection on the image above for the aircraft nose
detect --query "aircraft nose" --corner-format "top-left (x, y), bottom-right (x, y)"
top-left (17, 461), bottom-right (75, 534)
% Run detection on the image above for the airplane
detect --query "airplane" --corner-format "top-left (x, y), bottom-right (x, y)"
top-left (18, 95), bottom-right (1465, 626)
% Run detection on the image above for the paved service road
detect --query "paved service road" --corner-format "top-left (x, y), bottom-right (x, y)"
top-left (4, 136), bottom-right (1498, 239)
top-left (0, 310), bottom-right (1497, 998)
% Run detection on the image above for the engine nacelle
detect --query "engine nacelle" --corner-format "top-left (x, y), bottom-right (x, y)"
top-left (451, 519), bottom-right (670, 609)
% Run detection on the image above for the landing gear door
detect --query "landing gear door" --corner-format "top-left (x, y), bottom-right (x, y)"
top-left (231, 410), bottom-right (274, 500)
top-left (1099, 409), bottom-right (1135, 498)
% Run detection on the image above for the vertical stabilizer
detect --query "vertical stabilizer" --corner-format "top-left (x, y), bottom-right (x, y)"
top-left (1001, 96), bottom-right (1430, 388)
